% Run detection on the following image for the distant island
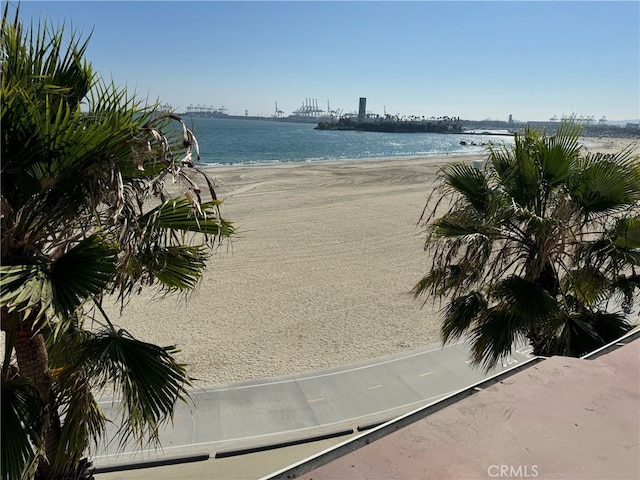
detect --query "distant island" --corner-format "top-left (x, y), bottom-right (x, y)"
top-left (315, 116), bottom-right (463, 134)
top-left (314, 116), bottom-right (640, 139)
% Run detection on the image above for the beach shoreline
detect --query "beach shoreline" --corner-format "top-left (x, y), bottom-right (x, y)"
top-left (104, 153), bottom-right (452, 386)
top-left (93, 136), bottom-right (639, 387)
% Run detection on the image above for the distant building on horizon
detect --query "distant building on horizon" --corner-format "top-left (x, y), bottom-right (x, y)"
top-left (358, 98), bottom-right (366, 121)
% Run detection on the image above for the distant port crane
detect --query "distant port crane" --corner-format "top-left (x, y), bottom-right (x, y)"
top-left (291, 98), bottom-right (325, 118)
top-left (185, 104), bottom-right (228, 116)
top-left (274, 101), bottom-right (284, 118)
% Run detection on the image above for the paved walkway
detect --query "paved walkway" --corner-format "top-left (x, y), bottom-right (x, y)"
top-left (285, 334), bottom-right (640, 480)
top-left (93, 340), bottom-right (533, 470)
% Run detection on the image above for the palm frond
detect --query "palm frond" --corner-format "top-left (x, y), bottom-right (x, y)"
top-left (0, 235), bottom-right (118, 329)
top-left (441, 163), bottom-right (492, 213)
top-left (49, 235), bottom-right (118, 317)
top-left (575, 218), bottom-right (640, 274)
top-left (611, 274), bottom-right (640, 314)
top-left (0, 264), bottom-right (53, 328)
top-left (469, 308), bottom-right (527, 372)
top-left (441, 291), bottom-right (488, 344)
top-left (612, 216), bottom-right (640, 249)
top-left (149, 198), bottom-right (233, 236)
top-left (413, 264), bottom-right (469, 299)
top-left (430, 209), bottom-right (485, 238)
top-left (590, 311), bottom-right (634, 344)
top-left (540, 122), bottom-right (581, 186)
top-left (152, 245), bottom-right (209, 291)
top-left (491, 275), bottom-right (560, 324)
top-left (166, 113), bottom-right (200, 165)
top-left (1, 374), bottom-right (44, 480)
top-left (549, 311), bottom-right (632, 358)
top-left (489, 129), bottom-right (543, 209)
top-left (115, 199), bottom-right (233, 296)
top-left (42, 317), bottom-right (108, 471)
top-left (569, 152), bottom-right (640, 216)
top-left (51, 370), bottom-right (106, 476)
top-left (83, 328), bottom-right (191, 450)
top-left (118, 244), bottom-right (210, 295)
top-left (563, 268), bottom-right (612, 308)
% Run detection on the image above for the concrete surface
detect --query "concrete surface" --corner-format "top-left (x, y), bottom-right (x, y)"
top-left (269, 332), bottom-right (640, 480)
top-left (92, 340), bottom-right (533, 478)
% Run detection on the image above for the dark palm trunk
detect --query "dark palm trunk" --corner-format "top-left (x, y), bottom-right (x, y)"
top-left (3, 308), bottom-right (62, 479)
top-left (529, 260), bottom-right (560, 355)
top-left (535, 260), bottom-right (560, 297)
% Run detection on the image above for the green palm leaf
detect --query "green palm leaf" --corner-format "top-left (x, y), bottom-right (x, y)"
top-left (0, 264), bottom-right (53, 325)
top-left (551, 311), bottom-right (631, 358)
top-left (590, 311), bottom-right (633, 345)
top-left (441, 291), bottom-right (488, 343)
top-left (83, 328), bottom-right (191, 449)
top-left (51, 370), bottom-right (106, 476)
top-left (489, 130), bottom-right (543, 209)
top-left (569, 152), bottom-right (640, 216)
top-left (491, 275), bottom-right (560, 323)
top-left (563, 268), bottom-right (612, 307)
top-left (613, 217), bottom-right (640, 249)
top-left (117, 199), bottom-right (234, 294)
top-left (153, 245), bottom-right (208, 291)
top-left (431, 209), bottom-right (485, 238)
top-left (147, 198), bottom-right (234, 236)
top-left (470, 308), bottom-right (527, 372)
top-left (42, 321), bottom-right (108, 474)
top-left (0, 236), bottom-right (117, 326)
top-left (576, 219), bottom-right (640, 271)
top-left (1, 374), bottom-right (44, 480)
top-left (442, 163), bottom-right (492, 213)
top-left (50, 235), bottom-right (118, 316)
top-left (540, 122), bottom-right (581, 185)
top-left (413, 265), bottom-right (467, 298)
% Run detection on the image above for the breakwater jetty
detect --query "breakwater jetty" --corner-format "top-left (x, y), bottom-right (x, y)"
top-left (315, 117), bottom-right (463, 133)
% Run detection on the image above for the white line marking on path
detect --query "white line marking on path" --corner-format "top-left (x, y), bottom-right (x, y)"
top-left (93, 390), bottom-right (457, 461)
top-left (180, 340), bottom-right (468, 395)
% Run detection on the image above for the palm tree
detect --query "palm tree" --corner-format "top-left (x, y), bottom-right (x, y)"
top-left (413, 123), bottom-right (640, 371)
top-left (1, 7), bottom-right (234, 479)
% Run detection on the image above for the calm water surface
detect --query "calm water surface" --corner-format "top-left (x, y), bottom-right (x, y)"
top-left (181, 117), bottom-right (513, 166)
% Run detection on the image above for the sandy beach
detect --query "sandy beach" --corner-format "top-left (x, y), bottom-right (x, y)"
top-left (102, 136), bottom-right (638, 387)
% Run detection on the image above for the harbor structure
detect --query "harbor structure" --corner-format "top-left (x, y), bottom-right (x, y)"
top-left (358, 97), bottom-right (367, 121)
top-left (184, 104), bottom-right (229, 117)
top-left (288, 98), bottom-right (325, 120)
top-left (177, 97), bottom-right (637, 137)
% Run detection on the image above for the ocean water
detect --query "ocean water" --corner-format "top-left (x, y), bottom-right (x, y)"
top-left (181, 117), bottom-right (513, 166)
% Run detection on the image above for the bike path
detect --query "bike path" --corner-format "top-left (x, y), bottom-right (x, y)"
top-left (93, 340), bottom-right (533, 467)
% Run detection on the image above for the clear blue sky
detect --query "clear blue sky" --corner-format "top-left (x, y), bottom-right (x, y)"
top-left (15, 1), bottom-right (640, 121)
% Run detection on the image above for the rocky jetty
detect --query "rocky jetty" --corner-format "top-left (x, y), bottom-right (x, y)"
top-left (315, 117), bottom-right (462, 134)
